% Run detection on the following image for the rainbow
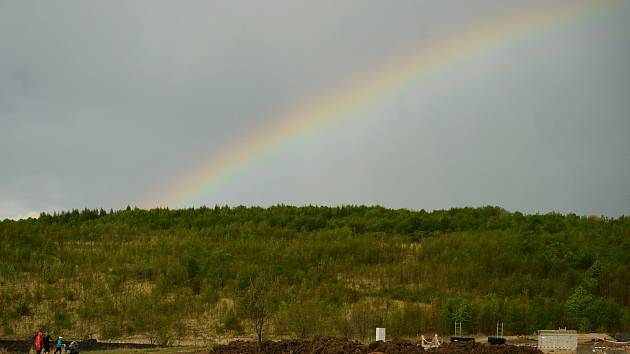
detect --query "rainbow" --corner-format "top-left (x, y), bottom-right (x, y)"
top-left (153, 1), bottom-right (617, 207)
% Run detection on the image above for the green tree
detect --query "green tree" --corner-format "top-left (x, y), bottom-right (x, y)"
top-left (564, 286), bottom-right (593, 329)
top-left (283, 299), bottom-right (323, 338)
top-left (506, 300), bottom-right (527, 334)
top-left (348, 301), bottom-right (382, 342)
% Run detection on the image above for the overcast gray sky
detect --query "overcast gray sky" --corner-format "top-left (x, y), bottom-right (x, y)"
top-left (1, 1), bottom-right (629, 220)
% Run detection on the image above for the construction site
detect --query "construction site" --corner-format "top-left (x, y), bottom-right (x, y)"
top-left (208, 327), bottom-right (630, 354)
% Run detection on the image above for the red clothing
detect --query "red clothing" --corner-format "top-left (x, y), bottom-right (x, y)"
top-left (35, 335), bottom-right (44, 350)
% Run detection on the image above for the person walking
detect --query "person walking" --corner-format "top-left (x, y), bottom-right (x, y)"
top-left (43, 334), bottom-right (51, 354)
top-left (34, 331), bottom-right (44, 354)
top-left (54, 337), bottom-right (62, 354)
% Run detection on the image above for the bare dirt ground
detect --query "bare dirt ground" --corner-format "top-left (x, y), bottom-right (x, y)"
top-left (209, 337), bottom-right (544, 354)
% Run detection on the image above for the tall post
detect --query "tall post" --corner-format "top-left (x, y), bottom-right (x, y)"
top-left (496, 322), bottom-right (504, 337)
top-left (454, 321), bottom-right (462, 336)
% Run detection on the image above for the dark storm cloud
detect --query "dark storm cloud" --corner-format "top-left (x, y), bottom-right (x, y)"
top-left (1, 1), bottom-right (629, 219)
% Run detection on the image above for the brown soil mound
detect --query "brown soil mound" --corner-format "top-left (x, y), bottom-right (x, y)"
top-left (210, 337), bottom-right (543, 354)
top-left (431, 342), bottom-right (541, 354)
top-left (367, 338), bottom-right (424, 354)
top-left (210, 337), bottom-right (368, 354)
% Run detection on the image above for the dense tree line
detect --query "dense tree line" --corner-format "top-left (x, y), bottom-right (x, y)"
top-left (0, 206), bottom-right (628, 343)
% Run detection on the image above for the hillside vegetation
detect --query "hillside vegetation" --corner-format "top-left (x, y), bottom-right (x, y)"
top-left (0, 206), bottom-right (629, 343)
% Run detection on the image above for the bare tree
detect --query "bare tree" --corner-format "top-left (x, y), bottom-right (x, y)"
top-left (239, 276), bottom-right (279, 345)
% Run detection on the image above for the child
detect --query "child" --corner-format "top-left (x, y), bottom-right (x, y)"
top-left (54, 337), bottom-right (63, 354)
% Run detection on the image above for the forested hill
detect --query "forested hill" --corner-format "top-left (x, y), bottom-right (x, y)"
top-left (1, 206), bottom-right (629, 342)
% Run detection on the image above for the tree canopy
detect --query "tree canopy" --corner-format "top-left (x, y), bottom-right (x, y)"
top-left (0, 205), bottom-right (628, 341)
